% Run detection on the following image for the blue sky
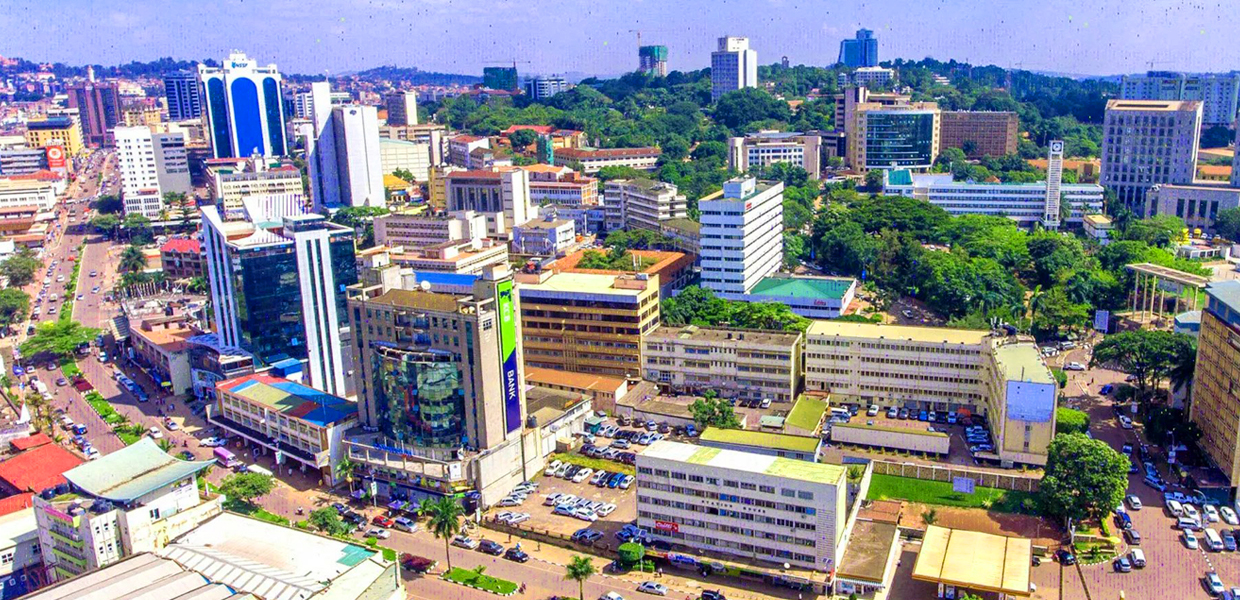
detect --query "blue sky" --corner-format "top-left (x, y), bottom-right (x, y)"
top-left (1, 0), bottom-right (1235, 77)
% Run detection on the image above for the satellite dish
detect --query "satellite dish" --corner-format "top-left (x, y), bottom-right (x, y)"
top-left (420, 280), bottom-right (432, 291)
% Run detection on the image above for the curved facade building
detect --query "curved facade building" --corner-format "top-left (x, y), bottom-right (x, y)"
top-left (198, 51), bottom-right (288, 159)
top-left (371, 346), bottom-right (465, 447)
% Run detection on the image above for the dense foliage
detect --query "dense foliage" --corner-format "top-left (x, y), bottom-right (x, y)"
top-left (1039, 433), bottom-right (1129, 522)
top-left (661, 286), bottom-right (810, 332)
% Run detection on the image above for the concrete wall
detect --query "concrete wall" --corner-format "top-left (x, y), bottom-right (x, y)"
top-left (830, 423), bottom-right (950, 455)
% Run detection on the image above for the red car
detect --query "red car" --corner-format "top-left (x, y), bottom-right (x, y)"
top-left (372, 515), bottom-right (395, 528)
top-left (400, 553), bottom-right (435, 573)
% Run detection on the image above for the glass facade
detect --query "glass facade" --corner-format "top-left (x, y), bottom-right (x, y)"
top-left (865, 112), bottom-right (936, 169)
top-left (372, 347), bottom-right (465, 447)
top-left (233, 245), bottom-right (304, 362)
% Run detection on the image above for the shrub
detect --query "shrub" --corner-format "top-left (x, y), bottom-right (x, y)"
top-left (1056, 408), bottom-right (1090, 435)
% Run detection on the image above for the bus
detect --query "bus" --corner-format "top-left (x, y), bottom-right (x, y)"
top-left (213, 447), bottom-right (240, 468)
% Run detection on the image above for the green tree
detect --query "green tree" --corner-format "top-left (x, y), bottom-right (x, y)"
top-left (426, 496), bottom-right (464, 570)
top-left (1215, 207), bottom-right (1240, 242)
top-left (335, 456), bottom-right (358, 493)
top-left (0, 247), bottom-right (41, 287)
top-left (122, 213), bottom-right (153, 243)
top-left (187, 276), bottom-right (207, 294)
top-left (688, 397), bottom-right (742, 429)
top-left (20, 320), bottom-right (99, 359)
top-left (90, 213), bottom-right (122, 234)
top-left (1169, 336), bottom-right (1198, 406)
top-left (308, 507), bottom-right (350, 536)
top-left (0, 289), bottom-right (30, 332)
top-left (508, 128), bottom-right (539, 149)
top-left (564, 555), bottom-right (596, 600)
top-left (616, 542), bottom-right (646, 565)
top-left (1055, 408), bottom-right (1090, 435)
top-left (219, 472), bottom-right (275, 504)
top-left (118, 244), bottom-right (146, 274)
top-left (94, 194), bottom-right (124, 214)
top-left (391, 168), bottom-right (416, 183)
top-left (1122, 215), bottom-right (1185, 248)
top-left (712, 88), bottom-right (791, 129)
top-left (1039, 433), bottom-right (1129, 522)
top-left (1090, 330), bottom-right (1193, 399)
top-left (864, 169), bottom-right (884, 193)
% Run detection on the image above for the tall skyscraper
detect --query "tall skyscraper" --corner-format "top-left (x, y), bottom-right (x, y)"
top-left (197, 51), bottom-right (288, 159)
top-left (383, 91), bottom-right (419, 126)
top-left (483, 66), bottom-right (519, 92)
top-left (308, 82), bottom-right (385, 210)
top-left (114, 126), bottom-right (192, 218)
top-left (710, 37), bottom-right (758, 101)
top-left (838, 28), bottom-right (879, 68)
top-left (639, 45), bottom-right (669, 77)
top-left (699, 177), bottom-right (784, 297)
top-left (163, 70), bottom-right (203, 121)
top-left (1100, 99), bottom-right (1202, 216)
top-left (1120, 71), bottom-right (1240, 127)
top-left (67, 81), bottom-right (122, 147)
top-left (200, 207), bottom-right (357, 394)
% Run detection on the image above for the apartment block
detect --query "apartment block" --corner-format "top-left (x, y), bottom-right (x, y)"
top-left (728, 132), bottom-right (822, 179)
top-left (643, 325), bottom-right (802, 402)
top-left (374, 209), bottom-right (487, 248)
top-left (522, 164), bottom-right (599, 206)
top-left (804, 321), bottom-right (1057, 466)
top-left (1100, 99), bottom-right (1202, 216)
top-left (553, 147), bottom-right (661, 173)
top-left (636, 440), bottom-right (848, 580)
top-left (1121, 70), bottom-right (1240, 127)
top-left (603, 178), bottom-right (688, 232)
top-left (699, 177), bottom-right (784, 297)
top-left (1189, 281), bottom-right (1240, 483)
top-left (711, 37), bottom-right (758, 101)
top-left (445, 169), bottom-right (536, 236)
top-left (516, 270), bottom-right (660, 377)
top-left (447, 135), bottom-right (490, 168)
top-left (511, 217), bottom-right (576, 256)
top-left (939, 111), bottom-right (1019, 158)
top-left (114, 126), bottom-right (191, 218)
top-left (383, 90), bottom-right (419, 126)
top-left (24, 118), bottom-right (84, 156)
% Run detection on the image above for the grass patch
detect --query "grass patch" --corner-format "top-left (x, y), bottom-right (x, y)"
top-left (786, 395), bottom-right (829, 431)
top-left (224, 499), bottom-right (290, 526)
top-left (552, 452), bottom-right (635, 476)
top-left (866, 474), bottom-right (1037, 514)
top-left (59, 358), bottom-right (81, 378)
top-left (381, 547), bottom-right (397, 562)
top-left (84, 391), bottom-right (127, 426)
top-left (443, 567), bottom-right (519, 595)
top-left (112, 422), bottom-right (145, 445)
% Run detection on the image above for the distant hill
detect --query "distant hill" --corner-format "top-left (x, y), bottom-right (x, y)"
top-left (350, 65), bottom-right (480, 86)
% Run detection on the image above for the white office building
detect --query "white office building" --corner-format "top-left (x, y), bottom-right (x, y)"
top-left (115, 126), bottom-right (191, 218)
top-left (0, 179), bottom-right (58, 211)
top-left (882, 172), bottom-right (1105, 228)
top-left (524, 76), bottom-right (571, 101)
top-left (1101, 99), bottom-right (1202, 216)
top-left (603, 178), bottom-right (688, 232)
top-left (374, 209), bottom-right (487, 248)
top-left (728, 132), bottom-right (823, 180)
top-left (636, 440), bottom-right (851, 580)
top-left (383, 91), bottom-right (419, 126)
top-left (1120, 71), bottom-right (1240, 127)
top-left (197, 51), bottom-right (288, 158)
top-left (711, 37), bottom-right (758, 101)
top-left (379, 138), bottom-right (432, 182)
top-left (292, 88), bottom-right (351, 120)
top-left (838, 66), bottom-right (895, 88)
top-left (699, 177), bottom-right (784, 296)
top-left (308, 82), bottom-right (385, 211)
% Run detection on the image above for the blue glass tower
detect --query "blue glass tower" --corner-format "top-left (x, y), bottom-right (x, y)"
top-left (197, 52), bottom-right (288, 158)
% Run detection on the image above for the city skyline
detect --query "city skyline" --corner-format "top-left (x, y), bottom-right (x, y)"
top-left (1, 0), bottom-right (1237, 78)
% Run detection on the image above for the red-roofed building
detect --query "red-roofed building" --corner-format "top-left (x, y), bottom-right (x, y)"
top-left (160, 236), bottom-right (203, 278)
top-left (553, 146), bottom-right (661, 173)
top-left (0, 443), bottom-right (84, 495)
top-left (9, 433), bottom-right (52, 452)
top-left (0, 493), bottom-right (33, 517)
top-left (448, 135), bottom-right (491, 168)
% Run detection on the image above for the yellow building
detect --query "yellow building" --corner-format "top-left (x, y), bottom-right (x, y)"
top-left (516, 270), bottom-right (660, 377)
top-left (24, 117), bottom-right (84, 156)
top-left (1190, 281), bottom-right (1240, 482)
top-left (426, 165), bottom-right (462, 210)
top-left (122, 104), bottom-right (162, 127)
top-left (804, 321), bottom-right (1057, 466)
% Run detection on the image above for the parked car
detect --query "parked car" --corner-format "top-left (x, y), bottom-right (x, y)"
top-left (1065, 362), bottom-right (1086, 371)
top-left (1207, 572), bottom-right (1226, 596)
top-left (1112, 557), bottom-right (1131, 573)
top-left (399, 553), bottom-right (436, 573)
top-left (366, 528), bottom-right (391, 540)
top-left (451, 535), bottom-right (479, 550)
top-left (1185, 531), bottom-right (1200, 549)
top-left (504, 547), bottom-right (530, 562)
top-left (1223, 506), bottom-right (1239, 526)
top-left (637, 582), bottom-right (668, 596)
top-left (478, 540), bottom-right (504, 555)
top-left (700, 591), bottom-right (726, 600)
top-left (392, 517), bottom-right (416, 532)
top-left (1055, 549), bottom-right (1076, 565)
top-left (1126, 495), bottom-right (1143, 510)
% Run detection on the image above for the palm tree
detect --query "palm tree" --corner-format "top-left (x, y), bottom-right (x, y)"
top-left (118, 245), bottom-right (146, 274)
top-left (564, 555), bottom-right (596, 600)
top-left (334, 456), bottom-right (357, 492)
top-left (1026, 285), bottom-right (1045, 324)
top-left (417, 497), bottom-right (436, 521)
top-left (158, 438), bottom-right (174, 453)
top-left (1170, 337), bottom-right (1198, 408)
top-left (426, 497), bottom-right (465, 571)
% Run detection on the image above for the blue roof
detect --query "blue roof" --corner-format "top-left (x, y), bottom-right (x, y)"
top-left (412, 271), bottom-right (479, 287)
top-left (1207, 280), bottom-right (1240, 314)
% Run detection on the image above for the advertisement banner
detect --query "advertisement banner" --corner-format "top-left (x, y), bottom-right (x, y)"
top-left (496, 279), bottom-right (522, 433)
top-left (46, 145), bottom-right (66, 170)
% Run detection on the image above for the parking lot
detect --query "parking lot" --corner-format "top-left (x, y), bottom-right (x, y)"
top-left (826, 404), bottom-right (1001, 463)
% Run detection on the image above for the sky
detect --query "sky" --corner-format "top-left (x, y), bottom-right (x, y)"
top-left (1, 0), bottom-right (1237, 78)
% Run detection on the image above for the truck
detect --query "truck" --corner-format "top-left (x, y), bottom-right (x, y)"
top-left (213, 447), bottom-right (240, 468)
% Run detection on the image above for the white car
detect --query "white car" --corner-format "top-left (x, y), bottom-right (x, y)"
top-left (1204, 504), bottom-right (1221, 523)
top-left (1064, 362), bottom-right (1086, 371)
top-left (600, 593), bottom-right (626, 600)
top-left (572, 507), bottom-right (598, 522)
top-left (1221, 506), bottom-right (1239, 526)
top-left (366, 528), bottom-right (391, 539)
top-left (165, 420), bottom-right (180, 431)
top-left (1185, 530), bottom-right (1199, 549)
top-left (507, 513), bottom-right (531, 525)
top-left (1118, 416), bottom-right (1134, 430)
top-left (596, 503), bottom-right (617, 517)
top-left (1125, 495), bottom-right (1143, 510)
top-left (1185, 504), bottom-right (1202, 521)
top-left (544, 460), bottom-right (563, 477)
top-left (637, 582), bottom-right (667, 596)
top-left (148, 427), bottom-right (163, 439)
top-left (572, 468), bottom-right (594, 484)
top-left (451, 535), bottom-right (479, 549)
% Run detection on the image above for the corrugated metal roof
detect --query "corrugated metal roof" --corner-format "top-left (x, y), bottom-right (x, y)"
top-left (63, 438), bottom-right (214, 502)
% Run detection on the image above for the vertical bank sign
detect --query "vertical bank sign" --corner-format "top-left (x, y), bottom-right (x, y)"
top-left (496, 279), bottom-right (522, 433)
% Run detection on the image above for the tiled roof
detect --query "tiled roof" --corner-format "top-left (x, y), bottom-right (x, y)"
top-left (10, 432), bottom-right (52, 451)
top-left (445, 170), bottom-right (502, 180)
top-left (503, 125), bottom-right (554, 135)
top-left (0, 443), bottom-right (84, 493)
top-left (0, 493), bottom-right (33, 517)
top-left (160, 238), bottom-right (200, 254)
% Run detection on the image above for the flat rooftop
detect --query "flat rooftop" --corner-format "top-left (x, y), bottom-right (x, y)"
top-left (1207, 280), bottom-right (1240, 314)
top-left (646, 324), bottom-right (801, 347)
top-left (836, 520), bottom-right (899, 584)
top-left (642, 440), bottom-right (845, 485)
top-left (525, 366), bottom-right (626, 393)
top-left (217, 374), bottom-right (358, 427)
top-left (992, 343), bottom-right (1055, 386)
top-left (698, 427), bottom-right (821, 453)
top-left (23, 553), bottom-right (247, 600)
top-left (518, 271), bottom-right (649, 296)
top-left (806, 320), bottom-right (990, 346)
top-left (368, 288), bottom-right (463, 312)
top-left (912, 525), bottom-right (1032, 597)
top-left (749, 276), bottom-right (854, 301)
top-left (1106, 99), bottom-right (1201, 112)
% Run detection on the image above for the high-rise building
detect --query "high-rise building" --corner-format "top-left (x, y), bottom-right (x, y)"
top-left (1100, 99), bottom-right (1202, 216)
top-left (383, 91), bottom-right (419, 126)
top-left (728, 131), bottom-right (823, 179)
top-left (200, 207), bottom-right (357, 394)
top-left (1189, 280), bottom-right (1240, 483)
top-left (699, 177), bottom-right (784, 297)
top-left (1120, 71), bottom-right (1240, 127)
top-left (66, 81), bottom-right (122, 147)
top-left (524, 76), bottom-right (571, 101)
top-left (938, 111), bottom-right (1019, 158)
top-left (710, 37), bottom-right (758, 101)
top-left (163, 70), bottom-right (202, 121)
top-left (197, 51), bottom-right (288, 158)
top-left (639, 45), bottom-right (668, 77)
top-left (1043, 140), bottom-right (1065, 228)
top-left (24, 117), bottom-right (84, 156)
top-left (114, 126), bottom-right (192, 218)
top-left (838, 28), bottom-right (879, 68)
top-left (445, 168), bottom-right (536, 236)
top-left (850, 102), bottom-right (941, 172)
top-left (309, 100), bottom-right (385, 211)
top-left (483, 66), bottom-right (519, 92)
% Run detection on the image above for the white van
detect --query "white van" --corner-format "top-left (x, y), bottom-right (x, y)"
top-left (1179, 516), bottom-right (1202, 530)
top-left (1129, 548), bottom-right (1146, 568)
top-left (1205, 527), bottom-right (1224, 551)
top-left (1167, 500), bottom-right (1185, 517)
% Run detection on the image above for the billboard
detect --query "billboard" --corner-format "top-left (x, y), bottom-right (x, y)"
top-left (45, 145), bottom-right (66, 169)
top-left (496, 278), bottom-right (522, 433)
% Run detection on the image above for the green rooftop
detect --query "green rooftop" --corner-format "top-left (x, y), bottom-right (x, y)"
top-left (64, 438), bottom-right (215, 503)
top-left (699, 427), bottom-right (822, 453)
top-left (765, 457), bottom-right (846, 484)
top-left (685, 446), bottom-right (722, 465)
top-left (786, 395), bottom-right (829, 431)
top-left (887, 169), bottom-right (914, 186)
top-left (749, 276), bottom-right (854, 301)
